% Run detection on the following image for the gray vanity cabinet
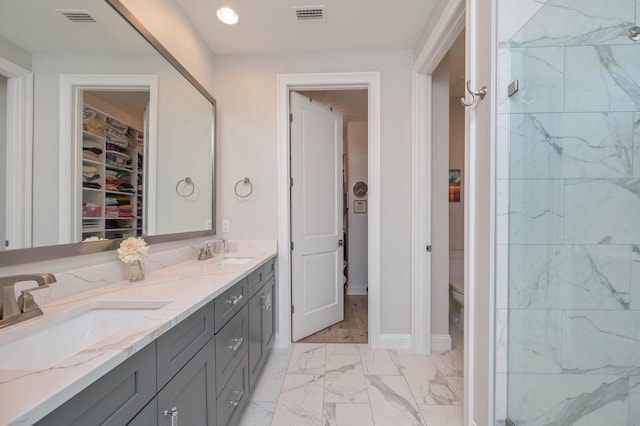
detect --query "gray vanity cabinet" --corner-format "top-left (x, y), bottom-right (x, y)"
top-left (156, 301), bottom-right (215, 389)
top-left (215, 278), bottom-right (248, 333)
top-left (248, 277), bottom-right (275, 390)
top-left (35, 342), bottom-right (156, 426)
top-left (248, 258), bottom-right (276, 391)
top-left (129, 336), bottom-right (216, 426)
top-left (156, 336), bottom-right (216, 425)
top-left (215, 305), bottom-right (249, 396)
top-left (34, 256), bottom-right (276, 426)
top-left (127, 398), bottom-right (157, 425)
top-left (216, 354), bottom-right (249, 426)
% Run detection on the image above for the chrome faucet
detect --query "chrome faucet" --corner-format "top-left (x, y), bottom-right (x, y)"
top-left (0, 273), bottom-right (56, 329)
top-left (197, 241), bottom-right (213, 260)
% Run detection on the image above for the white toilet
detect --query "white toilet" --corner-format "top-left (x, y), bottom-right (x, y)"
top-left (449, 251), bottom-right (464, 331)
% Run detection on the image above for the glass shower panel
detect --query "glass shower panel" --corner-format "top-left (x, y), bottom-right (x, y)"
top-left (498, 0), bottom-right (640, 424)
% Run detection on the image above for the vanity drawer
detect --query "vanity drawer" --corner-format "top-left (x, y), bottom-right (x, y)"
top-left (214, 278), bottom-right (247, 332)
top-left (156, 301), bottom-right (215, 389)
top-left (248, 257), bottom-right (276, 298)
top-left (263, 256), bottom-right (275, 281)
top-left (36, 342), bottom-right (156, 426)
top-left (216, 353), bottom-right (249, 426)
top-left (215, 304), bottom-right (248, 396)
top-left (247, 266), bottom-right (264, 297)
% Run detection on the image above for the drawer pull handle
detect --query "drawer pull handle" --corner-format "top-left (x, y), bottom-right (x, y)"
top-left (225, 294), bottom-right (244, 305)
top-left (163, 407), bottom-right (179, 426)
top-left (225, 390), bottom-right (244, 406)
top-left (227, 337), bottom-right (244, 351)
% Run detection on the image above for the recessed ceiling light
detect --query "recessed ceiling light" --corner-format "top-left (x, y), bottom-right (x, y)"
top-left (216, 7), bottom-right (238, 25)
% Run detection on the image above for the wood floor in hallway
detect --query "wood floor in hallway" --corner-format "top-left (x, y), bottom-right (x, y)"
top-left (298, 294), bottom-right (368, 344)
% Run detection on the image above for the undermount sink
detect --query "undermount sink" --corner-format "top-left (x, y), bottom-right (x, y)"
top-left (0, 300), bottom-right (169, 370)
top-left (217, 256), bottom-right (254, 264)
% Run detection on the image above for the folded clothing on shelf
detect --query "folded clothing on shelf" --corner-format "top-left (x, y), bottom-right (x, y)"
top-left (82, 162), bottom-right (102, 189)
top-left (83, 108), bottom-right (107, 136)
top-left (82, 202), bottom-right (102, 218)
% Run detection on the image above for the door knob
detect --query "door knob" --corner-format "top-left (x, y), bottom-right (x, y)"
top-left (337, 240), bottom-right (344, 247)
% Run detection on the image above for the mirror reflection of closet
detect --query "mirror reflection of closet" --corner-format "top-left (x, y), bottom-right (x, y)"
top-left (79, 90), bottom-right (149, 242)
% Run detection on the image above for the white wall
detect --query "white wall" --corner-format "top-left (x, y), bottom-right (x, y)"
top-left (431, 55), bottom-right (450, 337)
top-left (449, 96), bottom-right (465, 251)
top-left (213, 49), bottom-right (414, 334)
top-left (346, 122), bottom-right (368, 295)
top-left (0, 75), bottom-right (6, 250)
top-left (0, 36), bottom-right (31, 72)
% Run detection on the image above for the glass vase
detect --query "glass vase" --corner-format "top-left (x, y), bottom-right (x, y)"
top-left (129, 259), bottom-right (145, 282)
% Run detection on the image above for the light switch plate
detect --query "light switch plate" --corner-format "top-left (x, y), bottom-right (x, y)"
top-left (222, 219), bottom-right (230, 233)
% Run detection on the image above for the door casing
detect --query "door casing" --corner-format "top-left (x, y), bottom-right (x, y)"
top-left (276, 72), bottom-right (383, 348)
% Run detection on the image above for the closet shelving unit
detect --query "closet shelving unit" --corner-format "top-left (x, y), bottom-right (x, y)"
top-left (81, 104), bottom-right (144, 241)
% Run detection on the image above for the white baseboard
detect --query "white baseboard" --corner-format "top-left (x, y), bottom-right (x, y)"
top-left (377, 333), bottom-right (412, 350)
top-left (273, 332), bottom-right (291, 349)
top-left (431, 334), bottom-right (452, 352)
top-left (346, 286), bottom-right (368, 295)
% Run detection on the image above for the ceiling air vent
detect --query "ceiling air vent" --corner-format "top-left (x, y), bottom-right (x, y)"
top-left (292, 6), bottom-right (325, 21)
top-left (57, 9), bottom-right (97, 23)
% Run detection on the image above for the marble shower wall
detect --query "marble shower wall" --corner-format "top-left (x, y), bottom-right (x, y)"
top-left (496, 0), bottom-right (640, 424)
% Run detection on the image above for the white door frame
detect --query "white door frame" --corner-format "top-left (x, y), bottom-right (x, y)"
top-left (59, 74), bottom-right (158, 244)
top-left (276, 72), bottom-right (381, 348)
top-left (413, 0), bottom-right (497, 424)
top-left (412, 0), bottom-right (465, 355)
top-left (0, 58), bottom-right (33, 249)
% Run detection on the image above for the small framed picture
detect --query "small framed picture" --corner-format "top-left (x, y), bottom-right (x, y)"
top-left (354, 200), bottom-right (367, 214)
top-left (449, 169), bottom-right (461, 203)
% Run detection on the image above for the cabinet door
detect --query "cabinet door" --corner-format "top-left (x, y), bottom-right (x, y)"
top-left (157, 337), bottom-right (216, 426)
top-left (36, 343), bottom-right (156, 426)
top-left (128, 398), bottom-right (158, 426)
top-left (157, 301), bottom-right (215, 389)
top-left (261, 277), bottom-right (275, 352)
top-left (248, 289), bottom-right (263, 390)
top-left (248, 277), bottom-right (275, 391)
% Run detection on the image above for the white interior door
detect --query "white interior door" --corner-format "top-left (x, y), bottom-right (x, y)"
top-left (290, 91), bottom-right (344, 342)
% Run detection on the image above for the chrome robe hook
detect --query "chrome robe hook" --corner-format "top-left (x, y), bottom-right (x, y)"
top-left (460, 80), bottom-right (488, 107)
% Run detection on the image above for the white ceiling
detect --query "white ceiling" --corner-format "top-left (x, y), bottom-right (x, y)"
top-left (0, 0), bottom-right (151, 54)
top-left (175, 0), bottom-right (444, 55)
top-left (298, 90), bottom-right (368, 123)
top-left (85, 90), bottom-right (150, 118)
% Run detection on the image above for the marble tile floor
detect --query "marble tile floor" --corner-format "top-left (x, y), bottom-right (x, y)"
top-left (238, 325), bottom-right (464, 425)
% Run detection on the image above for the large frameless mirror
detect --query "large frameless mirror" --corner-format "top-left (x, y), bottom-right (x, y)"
top-left (0, 0), bottom-right (216, 265)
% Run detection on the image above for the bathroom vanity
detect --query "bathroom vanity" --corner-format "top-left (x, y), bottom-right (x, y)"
top-left (0, 252), bottom-right (276, 425)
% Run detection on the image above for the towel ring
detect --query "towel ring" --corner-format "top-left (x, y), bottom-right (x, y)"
top-left (234, 177), bottom-right (253, 198)
top-left (176, 176), bottom-right (195, 198)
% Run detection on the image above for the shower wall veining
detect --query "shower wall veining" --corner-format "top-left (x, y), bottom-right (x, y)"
top-left (496, 0), bottom-right (640, 424)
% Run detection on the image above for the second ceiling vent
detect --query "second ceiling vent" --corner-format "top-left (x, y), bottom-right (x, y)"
top-left (292, 6), bottom-right (325, 21)
top-left (56, 9), bottom-right (97, 23)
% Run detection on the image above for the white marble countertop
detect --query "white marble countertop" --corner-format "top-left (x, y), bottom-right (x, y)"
top-left (0, 249), bottom-right (276, 425)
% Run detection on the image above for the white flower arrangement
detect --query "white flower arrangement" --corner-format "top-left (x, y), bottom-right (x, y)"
top-left (118, 237), bottom-right (149, 282)
top-left (117, 237), bottom-right (149, 264)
